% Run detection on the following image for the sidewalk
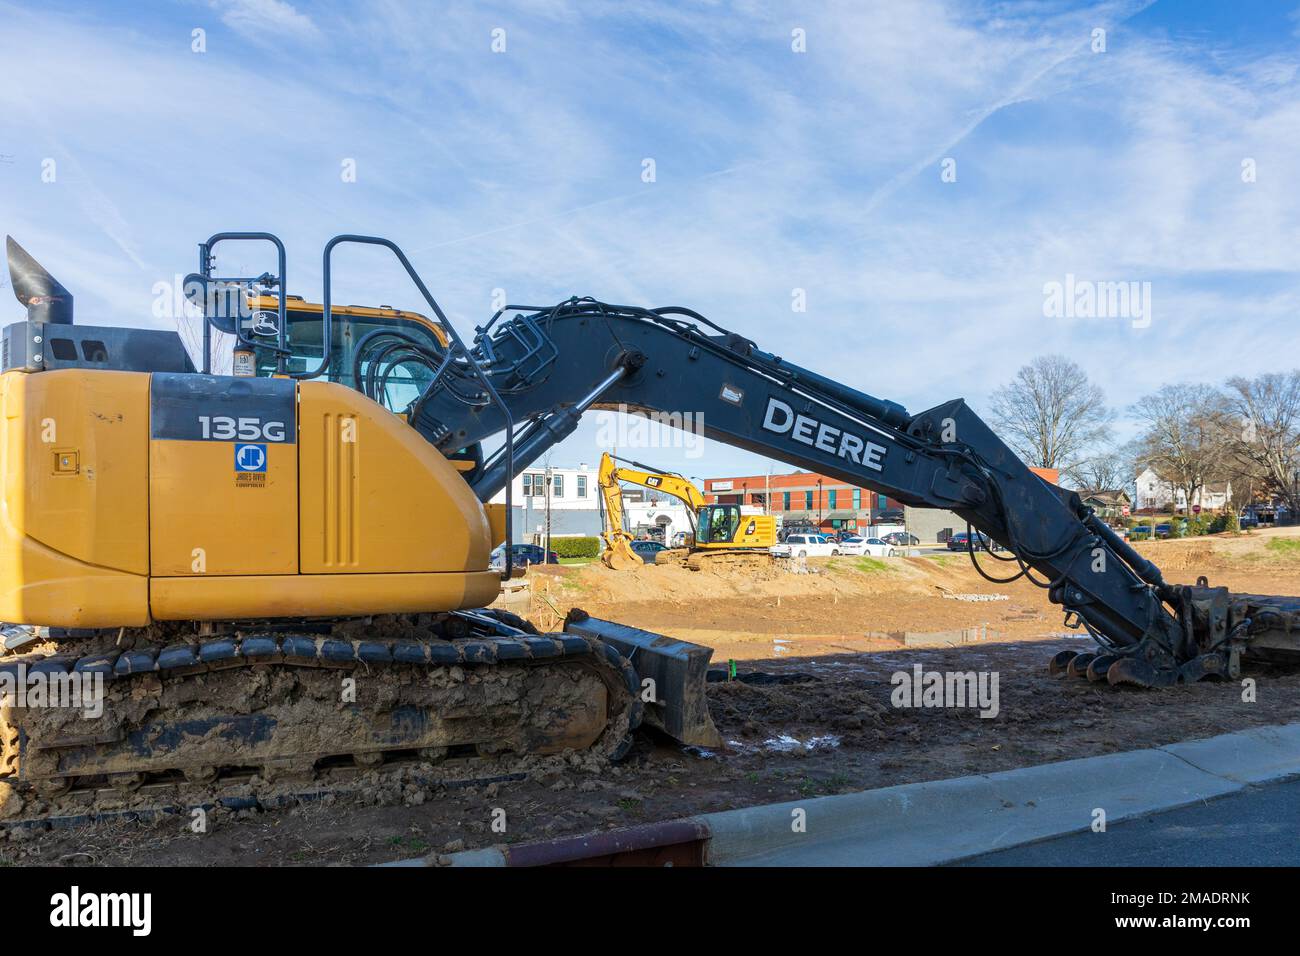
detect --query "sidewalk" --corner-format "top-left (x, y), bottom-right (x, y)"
top-left (397, 722), bottom-right (1300, 866)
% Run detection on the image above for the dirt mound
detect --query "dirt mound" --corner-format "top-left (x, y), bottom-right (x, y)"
top-left (543, 555), bottom-right (951, 608)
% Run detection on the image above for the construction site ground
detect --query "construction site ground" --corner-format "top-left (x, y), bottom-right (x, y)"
top-left (5, 527), bottom-right (1300, 867)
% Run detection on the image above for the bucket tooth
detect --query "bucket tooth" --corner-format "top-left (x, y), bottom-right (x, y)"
top-left (1065, 653), bottom-right (1097, 679)
top-left (1085, 654), bottom-right (1120, 682)
top-left (1047, 650), bottom-right (1078, 677)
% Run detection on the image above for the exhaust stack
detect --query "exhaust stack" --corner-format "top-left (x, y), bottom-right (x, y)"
top-left (6, 236), bottom-right (73, 325)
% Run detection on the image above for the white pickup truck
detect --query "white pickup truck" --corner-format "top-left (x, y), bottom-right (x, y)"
top-left (770, 533), bottom-right (841, 558)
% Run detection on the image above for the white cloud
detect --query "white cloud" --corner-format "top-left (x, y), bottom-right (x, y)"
top-left (210, 0), bottom-right (320, 44)
top-left (2, 0), bottom-right (1298, 478)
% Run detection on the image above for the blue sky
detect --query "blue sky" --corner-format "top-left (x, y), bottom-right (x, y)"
top-left (2, 0), bottom-right (1298, 482)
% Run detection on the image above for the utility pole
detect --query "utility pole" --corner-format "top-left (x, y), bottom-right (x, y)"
top-left (545, 465), bottom-right (553, 553)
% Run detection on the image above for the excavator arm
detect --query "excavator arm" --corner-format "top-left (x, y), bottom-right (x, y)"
top-left (390, 296), bottom-right (1275, 688)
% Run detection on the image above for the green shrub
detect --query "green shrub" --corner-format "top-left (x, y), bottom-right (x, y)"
top-left (550, 536), bottom-right (601, 559)
top-left (1207, 513), bottom-right (1233, 534)
top-left (1187, 515), bottom-right (1208, 536)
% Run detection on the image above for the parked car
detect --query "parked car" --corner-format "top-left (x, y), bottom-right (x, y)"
top-left (770, 533), bottom-right (840, 558)
top-left (946, 531), bottom-right (1002, 552)
top-left (629, 540), bottom-right (667, 561)
top-left (839, 535), bottom-right (897, 557)
top-left (1239, 512), bottom-right (1259, 529)
top-left (881, 531), bottom-right (919, 546)
top-left (489, 543), bottom-right (559, 570)
top-left (947, 531), bottom-right (978, 551)
top-left (1128, 525), bottom-right (1153, 540)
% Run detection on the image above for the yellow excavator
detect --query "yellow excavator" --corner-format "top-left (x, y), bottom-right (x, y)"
top-left (6, 229), bottom-right (1300, 813)
top-left (0, 234), bottom-right (725, 806)
top-left (598, 452), bottom-right (776, 571)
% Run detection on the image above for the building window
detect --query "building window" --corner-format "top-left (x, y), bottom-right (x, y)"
top-left (878, 494), bottom-right (889, 510)
top-left (552, 475), bottom-right (563, 498)
top-left (522, 474), bottom-right (535, 496)
top-left (577, 475), bottom-right (587, 498)
top-left (853, 488), bottom-right (861, 509)
top-left (783, 492), bottom-right (791, 511)
top-left (804, 491), bottom-right (813, 510)
top-left (828, 490), bottom-right (837, 510)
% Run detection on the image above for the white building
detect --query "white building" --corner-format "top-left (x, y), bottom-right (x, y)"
top-left (1135, 467), bottom-right (1231, 512)
top-left (489, 463), bottom-right (601, 543)
top-left (488, 463), bottom-right (692, 544)
top-left (624, 498), bottom-right (693, 544)
top-left (490, 463), bottom-right (600, 511)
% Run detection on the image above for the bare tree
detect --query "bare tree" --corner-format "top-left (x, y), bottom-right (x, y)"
top-left (1131, 384), bottom-right (1232, 511)
top-left (988, 355), bottom-right (1114, 473)
top-left (1065, 446), bottom-right (1130, 492)
top-left (1224, 371), bottom-right (1300, 514)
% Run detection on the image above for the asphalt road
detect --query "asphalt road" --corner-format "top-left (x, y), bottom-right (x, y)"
top-left (955, 778), bottom-right (1300, 867)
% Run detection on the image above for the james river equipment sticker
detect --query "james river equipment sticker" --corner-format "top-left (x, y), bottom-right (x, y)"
top-left (235, 443), bottom-right (267, 472)
top-left (235, 442), bottom-right (268, 488)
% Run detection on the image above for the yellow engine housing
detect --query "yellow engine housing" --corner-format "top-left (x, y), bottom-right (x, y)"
top-left (0, 368), bottom-right (501, 627)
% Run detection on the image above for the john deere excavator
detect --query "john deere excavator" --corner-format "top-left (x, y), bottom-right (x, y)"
top-left (597, 451), bottom-right (776, 570)
top-left (3, 231), bottom-right (1299, 805)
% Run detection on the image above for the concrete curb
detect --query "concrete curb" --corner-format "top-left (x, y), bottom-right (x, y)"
top-left (398, 721), bottom-right (1300, 867)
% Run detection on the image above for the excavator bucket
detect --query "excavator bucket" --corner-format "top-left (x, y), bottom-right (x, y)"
top-left (600, 535), bottom-right (645, 571)
top-left (564, 612), bottom-right (724, 749)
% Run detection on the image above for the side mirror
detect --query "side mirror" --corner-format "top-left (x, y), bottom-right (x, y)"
top-left (183, 273), bottom-right (244, 334)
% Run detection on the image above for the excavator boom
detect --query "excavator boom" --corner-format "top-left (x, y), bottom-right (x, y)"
top-left (400, 294), bottom-right (1295, 687)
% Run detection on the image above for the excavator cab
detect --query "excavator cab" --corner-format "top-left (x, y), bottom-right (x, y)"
top-left (241, 294), bottom-right (448, 411)
top-left (696, 504), bottom-right (741, 545)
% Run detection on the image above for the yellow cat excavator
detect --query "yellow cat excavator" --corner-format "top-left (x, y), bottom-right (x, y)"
top-left (597, 452), bottom-right (776, 571)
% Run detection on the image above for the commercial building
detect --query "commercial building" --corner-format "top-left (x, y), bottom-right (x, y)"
top-left (705, 467), bottom-right (1060, 542)
top-left (489, 462), bottom-right (691, 545)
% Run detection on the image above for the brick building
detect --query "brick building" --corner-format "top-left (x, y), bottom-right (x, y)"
top-left (704, 467), bottom-right (1060, 539)
top-left (702, 472), bottom-right (898, 534)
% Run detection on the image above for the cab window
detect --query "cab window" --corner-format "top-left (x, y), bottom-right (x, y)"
top-left (251, 307), bottom-right (445, 411)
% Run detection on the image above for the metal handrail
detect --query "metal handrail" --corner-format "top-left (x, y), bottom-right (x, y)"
top-left (320, 235), bottom-right (516, 581)
top-left (197, 232), bottom-right (289, 376)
